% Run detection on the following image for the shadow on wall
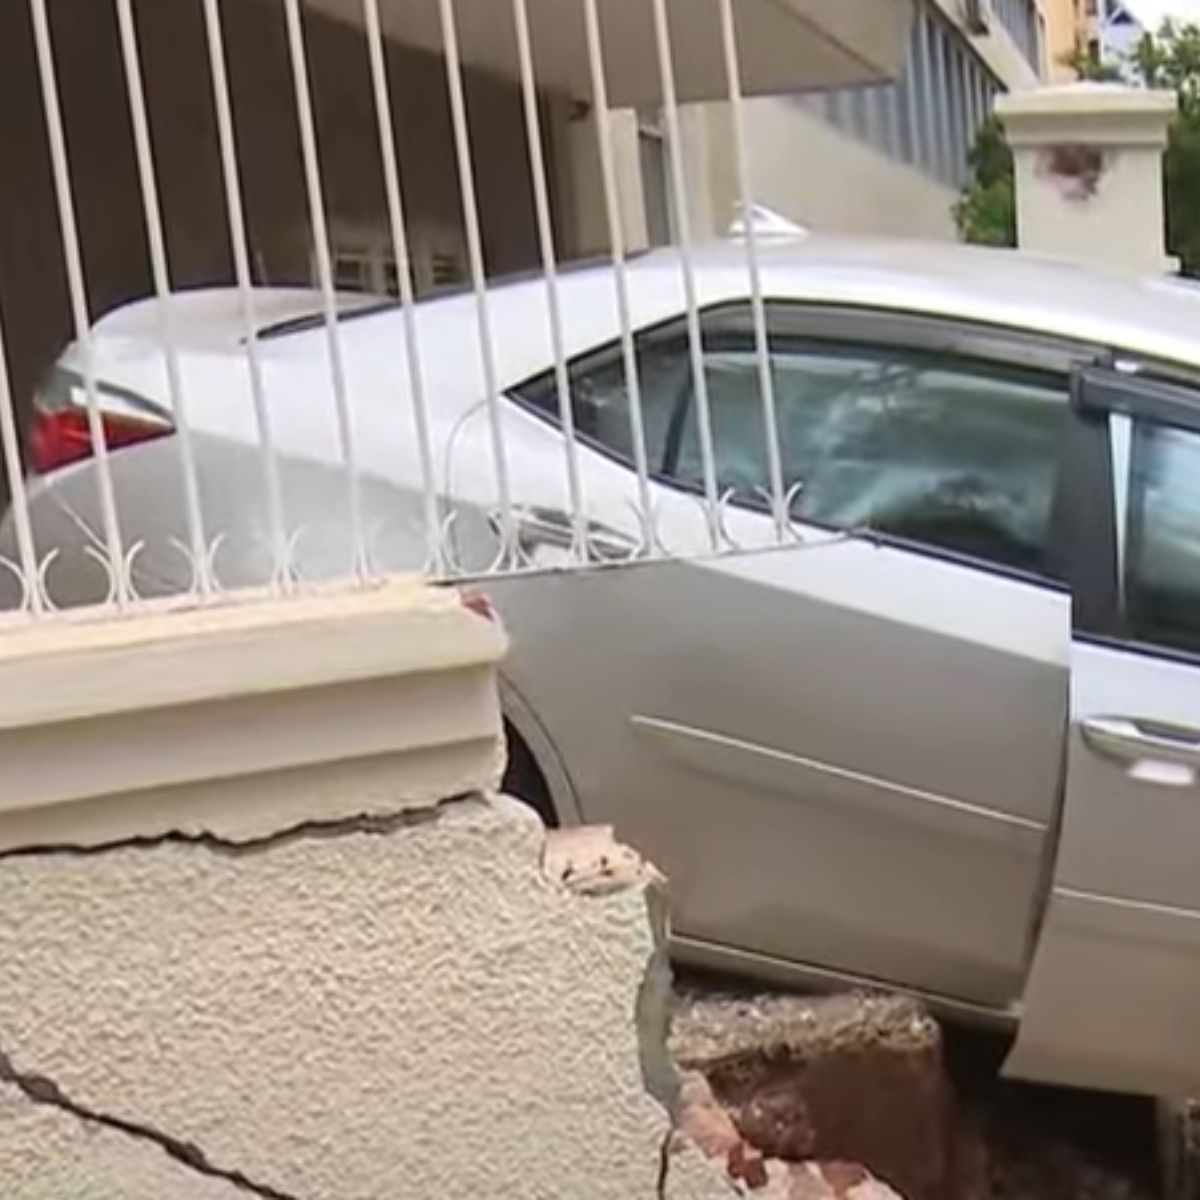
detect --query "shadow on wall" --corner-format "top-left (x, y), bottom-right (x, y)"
top-left (0, 0), bottom-right (571, 483)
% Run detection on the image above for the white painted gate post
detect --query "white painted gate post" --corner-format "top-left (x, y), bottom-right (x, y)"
top-left (996, 83), bottom-right (1178, 275)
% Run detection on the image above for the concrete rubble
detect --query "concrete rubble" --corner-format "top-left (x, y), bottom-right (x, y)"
top-left (669, 991), bottom-right (939, 1200)
top-left (668, 1067), bottom-right (905, 1200)
top-left (669, 987), bottom-right (1161, 1200)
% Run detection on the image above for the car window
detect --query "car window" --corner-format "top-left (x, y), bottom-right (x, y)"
top-left (516, 305), bottom-right (1071, 578)
top-left (542, 334), bottom-right (691, 474)
top-left (1124, 419), bottom-right (1200, 655)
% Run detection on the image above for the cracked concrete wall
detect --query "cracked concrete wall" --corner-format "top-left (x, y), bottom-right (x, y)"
top-left (0, 583), bottom-right (507, 850)
top-left (1, 1081), bottom-right (246, 1200)
top-left (0, 584), bottom-right (741, 1197)
top-left (0, 796), bottom-right (731, 1198)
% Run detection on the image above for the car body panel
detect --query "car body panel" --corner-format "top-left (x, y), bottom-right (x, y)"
top-left (1007, 640), bottom-right (1200, 1095)
top-left (1007, 368), bottom-right (1200, 1095)
top-left (489, 536), bottom-right (1069, 1007)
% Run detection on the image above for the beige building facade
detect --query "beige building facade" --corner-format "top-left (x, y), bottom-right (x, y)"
top-left (1043, 0), bottom-right (1087, 78)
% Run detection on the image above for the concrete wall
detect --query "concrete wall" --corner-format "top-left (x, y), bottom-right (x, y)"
top-left (1042, 0), bottom-right (1082, 81)
top-left (926, 0), bottom-right (1043, 90)
top-left (558, 107), bottom-right (653, 258)
top-left (0, 797), bottom-right (692, 1199)
top-left (685, 98), bottom-right (959, 242)
top-left (0, 581), bottom-right (738, 1198)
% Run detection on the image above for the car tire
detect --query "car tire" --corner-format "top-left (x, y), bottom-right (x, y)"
top-left (502, 721), bottom-right (559, 829)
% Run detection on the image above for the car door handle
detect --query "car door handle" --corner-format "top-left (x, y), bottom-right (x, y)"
top-left (513, 507), bottom-right (639, 563)
top-left (1081, 715), bottom-right (1200, 768)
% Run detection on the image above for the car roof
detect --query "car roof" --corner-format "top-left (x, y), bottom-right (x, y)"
top-left (625, 234), bottom-right (1200, 375)
top-left (314, 233), bottom-right (1200, 379)
top-left (91, 234), bottom-right (1200, 385)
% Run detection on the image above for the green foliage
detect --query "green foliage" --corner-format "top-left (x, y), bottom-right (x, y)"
top-left (1166, 116), bottom-right (1200, 272)
top-left (1132, 21), bottom-right (1200, 119)
top-left (952, 118), bottom-right (1015, 246)
top-left (955, 22), bottom-right (1200, 275)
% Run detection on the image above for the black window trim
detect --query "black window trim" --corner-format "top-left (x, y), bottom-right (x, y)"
top-left (1074, 364), bottom-right (1200, 435)
top-left (1060, 371), bottom-right (1118, 633)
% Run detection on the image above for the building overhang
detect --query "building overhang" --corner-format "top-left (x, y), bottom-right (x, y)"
top-left (301, 0), bottom-right (916, 105)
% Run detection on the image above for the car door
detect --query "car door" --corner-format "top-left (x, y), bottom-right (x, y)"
top-left (497, 303), bottom-right (1082, 1009)
top-left (1008, 367), bottom-right (1200, 1095)
top-left (496, 304), bottom-right (1089, 1008)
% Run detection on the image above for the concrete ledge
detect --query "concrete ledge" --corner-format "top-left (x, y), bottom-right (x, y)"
top-left (0, 580), bottom-right (504, 730)
top-left (0, 581), bottom-right (507, 849)
top-left (998, 83), bottom-right (1178, 147)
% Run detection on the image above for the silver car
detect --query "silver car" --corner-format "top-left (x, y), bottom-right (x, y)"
top-left (6, 234), bottom-right (1200, 1097)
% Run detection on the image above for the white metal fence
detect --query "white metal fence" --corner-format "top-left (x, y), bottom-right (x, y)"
top-left (0, 0), bottom-right (819, 622)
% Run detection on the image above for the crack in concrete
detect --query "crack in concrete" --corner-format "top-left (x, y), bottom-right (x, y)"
top-left (0, 1044), bottom-right (300, 1200)
top-left (657, 1126), bottom-right (675, 1199)
top-left (0, 796), bottom-right (468, 861)
top-left (2, 797), bottom-right (686, 1198)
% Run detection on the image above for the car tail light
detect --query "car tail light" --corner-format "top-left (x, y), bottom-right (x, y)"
top-left (28, 368), bottom-right (174, 476)
top-left (30, 408), bottom-right (172, 475)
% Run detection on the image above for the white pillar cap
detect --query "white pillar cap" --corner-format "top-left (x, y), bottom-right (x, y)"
top-left (997, 83), bottom-right (1177, 148)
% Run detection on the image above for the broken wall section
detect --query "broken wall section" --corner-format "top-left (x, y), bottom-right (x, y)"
top-left (0, 583), bottom-right (739, 1198)
top-left (0, 797), bottom-right (693, 1199)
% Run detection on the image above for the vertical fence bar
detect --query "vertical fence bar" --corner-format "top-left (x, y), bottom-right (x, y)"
top-left (716, 0), bottom-right (787, 543)
top-left (580, 0), bottom-right (654, 551)
top-left (201, 0), bottom-right (289, 591)
top-left (282, 0), bottom-right (369, 578)
top-left (362, 0), bottom-right (443, 577)
top-left (437, 0), bottom-right (515, 564)
top-left (114, 0), bottom-right (211, 596)
top-left (27, 0), bottom-right (127, 608)
top-left (650, 0), bottom-right (721, 549)
top-left (0, 309), bottom-right (42, 615)
top-left (511, 0), bottom-right (587, 557)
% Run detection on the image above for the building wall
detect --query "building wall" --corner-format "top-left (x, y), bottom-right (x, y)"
top-left (1073, 0), bottom-right (1144, 71)
top-left (1096, 0), bottom-right (1146, 65)
top-left (557, 108), bottom-right (653, 259)
top-left (926, 0), bottom-right (1044, 88)
top-left (549, 2), bottom-right (1010, 256)
top-left (688, 99), bottom-right (959, 241)
top-left (660, 0), bottom-right (1021, 247)
top-left (1043, 0), bottom-right (1084, 79)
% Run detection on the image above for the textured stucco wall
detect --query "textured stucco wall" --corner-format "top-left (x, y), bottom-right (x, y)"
top-left (1, 1081), bottom-right (245, 1200)
top-left (0, 583), bottom-right (744, 1195)
top-left (0, 794), bottom-right (733, 1198)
